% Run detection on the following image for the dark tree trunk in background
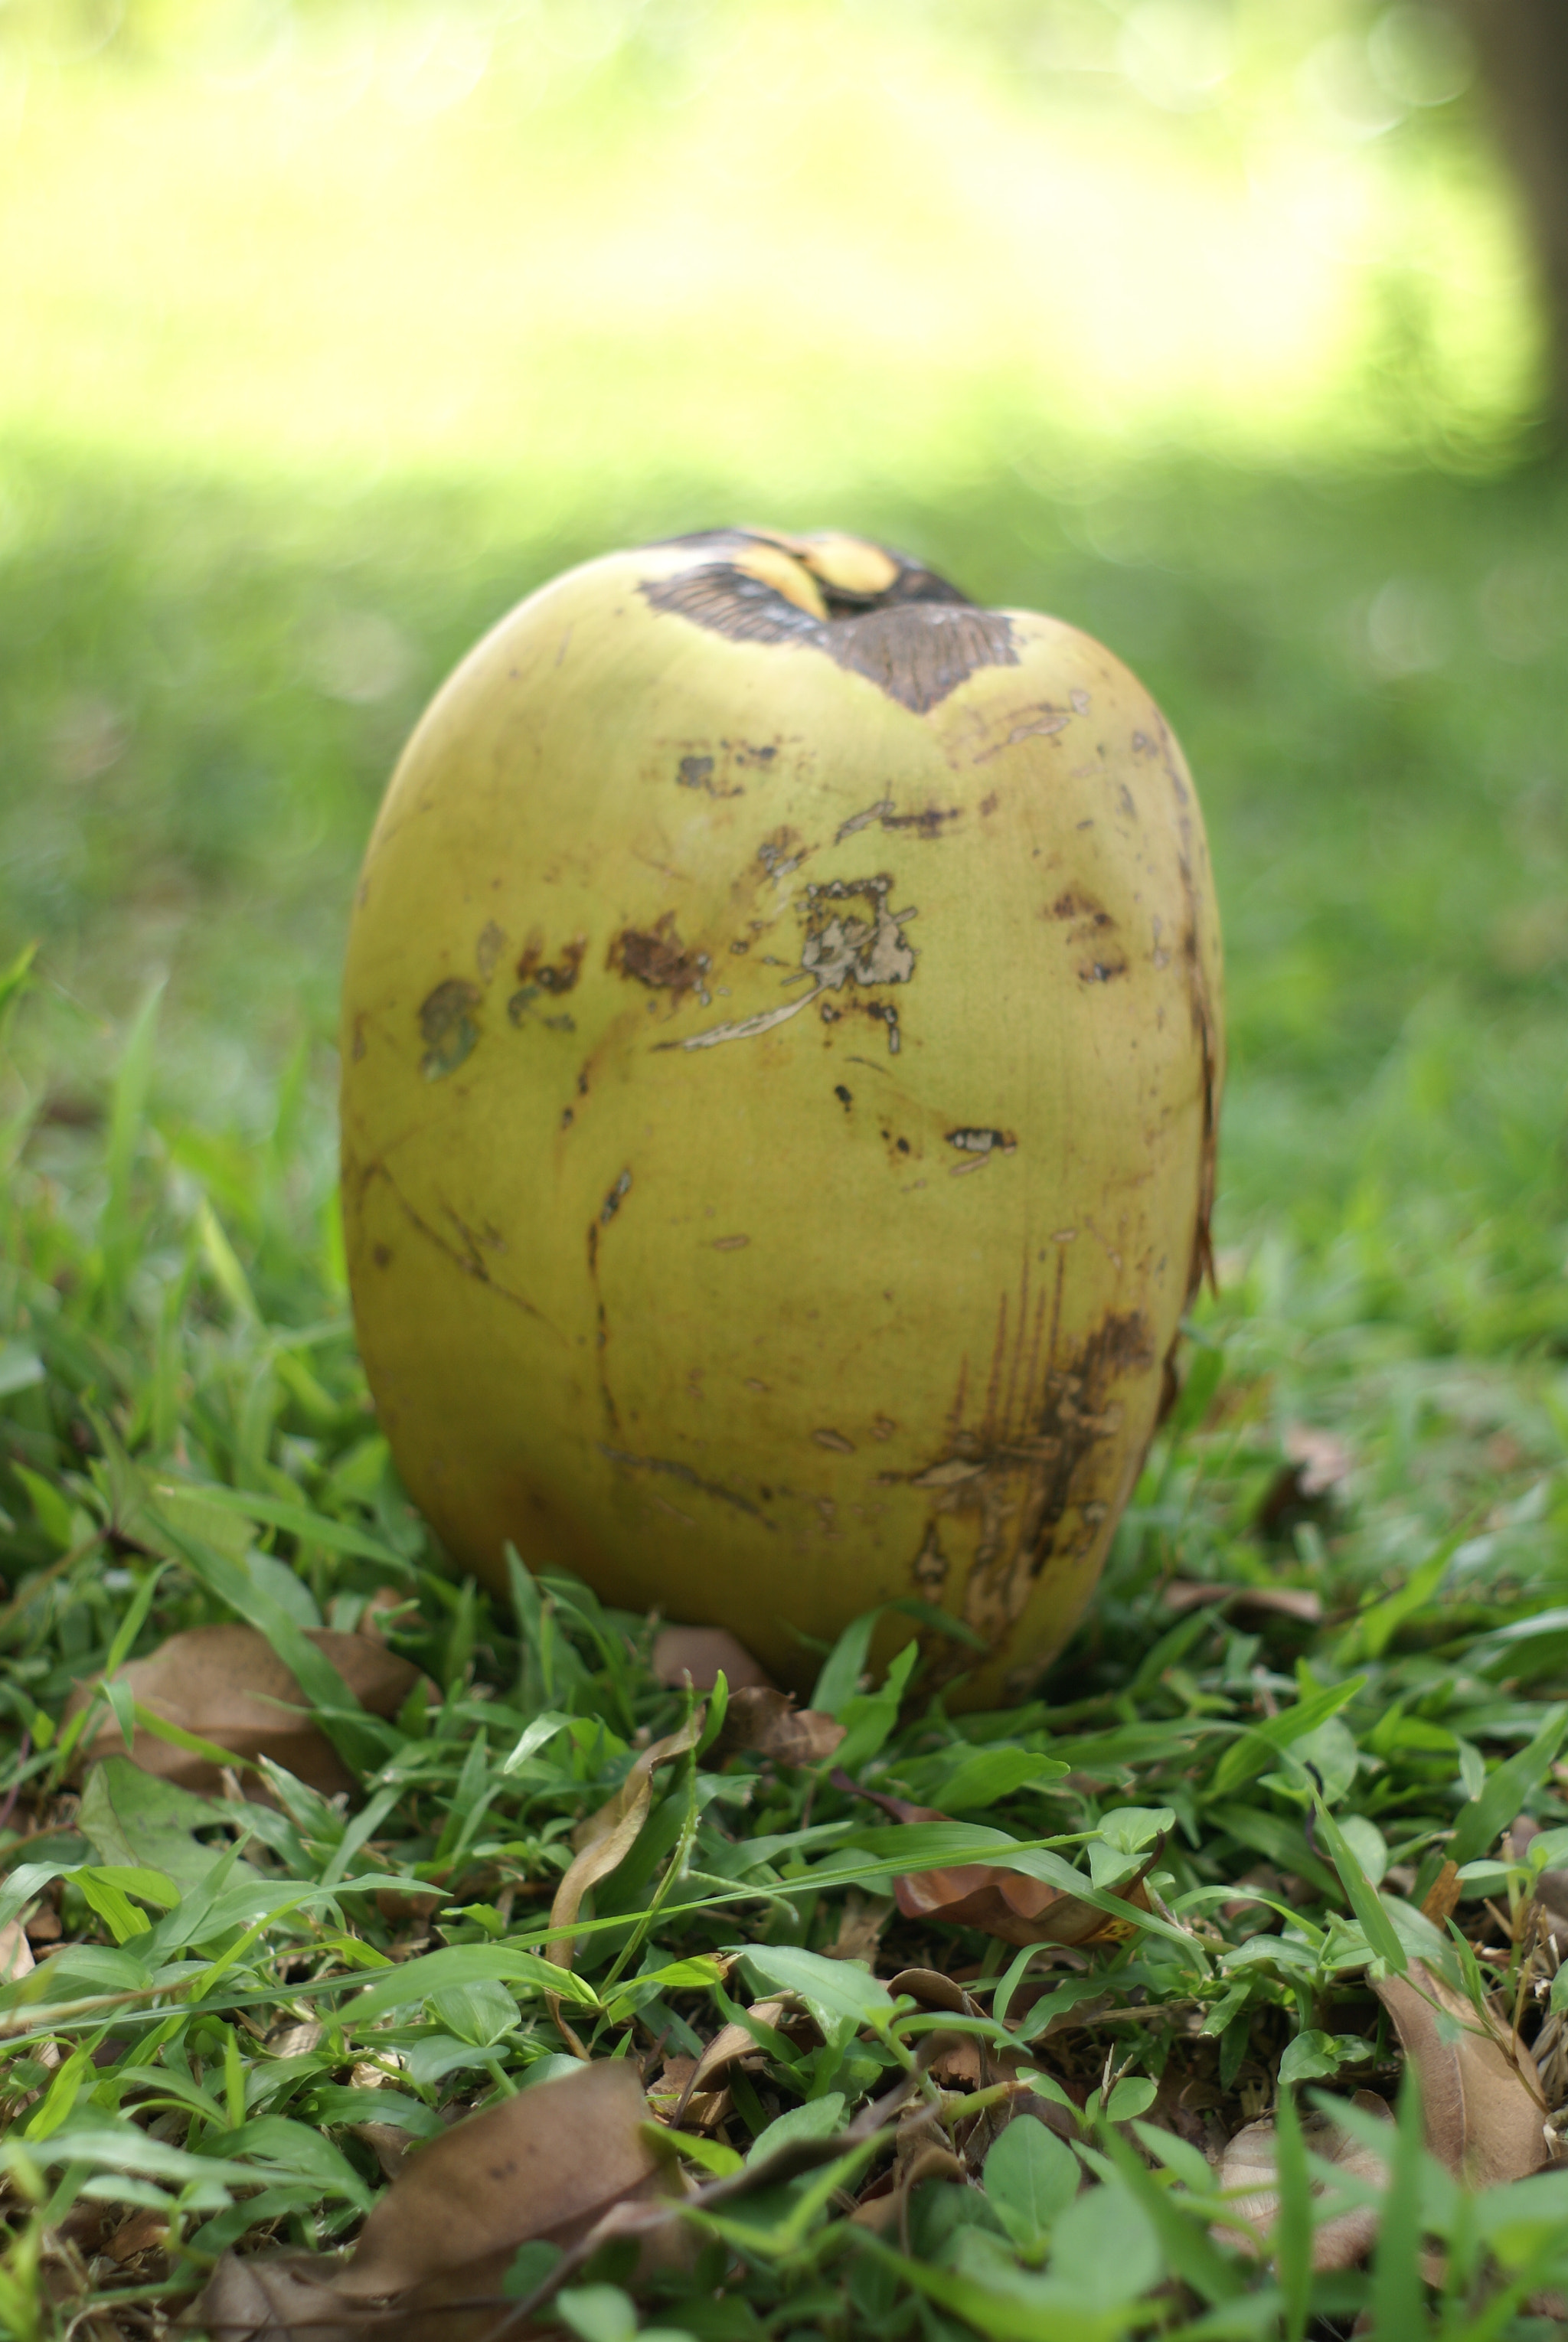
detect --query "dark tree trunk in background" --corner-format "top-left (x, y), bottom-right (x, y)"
top-left (1462, 0), bottom-right (1568, 433)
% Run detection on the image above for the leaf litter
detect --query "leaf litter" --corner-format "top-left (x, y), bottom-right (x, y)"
top-left (18, 1057), bottom-right (1568, 2336)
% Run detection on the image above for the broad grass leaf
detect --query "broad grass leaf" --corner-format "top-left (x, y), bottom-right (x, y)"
top-left (1207, 1677), bottom-right (1365, 1799)
top-left (1277, 2030), bottom-right (1372, 2086)
top-left (336, 2059), bottom-right (660, 2301)
top-left (1044, 2179), bottom-right (1162, 2310)
top-left (77, 1757), bottom-right (230, 1891)
top-left (811, 1609), bottom-right (882, 1718)
top-left (1449, 1704), bottom-right (1568, 1868)
top-left (736, 1944), bottom-right (894, 2033)
top-left (427, 1979), bottom-right (518, 2046)
top-left (1371, 1957), bottom-right (1553, 2187)
top-left (555, 2282), bottom-right (641, 2342)
top-left (1369, 2072), bottom-right (1426, 2337)
top-left (345, 1944), bottom-right (597, 2028)
top-left (1105, 2077), bottom-right (1157, 2122)
top-left (897, 1746), bottom-right (1068, 1811)
top-left (851, 2231), bottom-right (1137, 2342)
top-left (982, 2116), bottom-right (1078, 2255)
top-left (64, 1621), bottom-right (420, 1794)
top-left (217, 2117), bottom-right (371, 2207)
top-left (1310, 1797), bottom-right (1406, 1974)
top-left (833, 1638), bottom-right (920, 1775)
top-left (158, 1478), bottom-right (413, 1577)
top-left (746, 2092), bottom-right (846, 2166)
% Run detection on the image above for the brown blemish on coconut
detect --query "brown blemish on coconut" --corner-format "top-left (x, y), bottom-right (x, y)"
top-left (609, 913), bottom-right (711, 1006)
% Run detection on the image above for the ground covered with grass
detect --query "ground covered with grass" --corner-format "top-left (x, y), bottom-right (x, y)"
top-left (6, 439), bottom-right (1568, 2337)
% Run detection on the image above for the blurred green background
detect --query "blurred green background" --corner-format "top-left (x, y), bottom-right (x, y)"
top-left (4, 0), bottom-right (1568, 1346)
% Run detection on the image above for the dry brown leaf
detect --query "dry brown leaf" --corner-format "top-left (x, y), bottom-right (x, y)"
top-left (1216, 2094), bottom-right (1391, 2270)
top-left (547, 1707), bottom-right (705, 2040)
top-left (712, 1684), bottom-right (845, 1765)
top-left (341, 2061), bottom-right (659, 2295)
top-left (646, 2057), bottom-right (731, 2134)
top-left (1162, 1581), bottom-right (1324, 1625)
top-left (681, 1996), bottom-right (804, 2104)
top-left (1372, 1958), bottom-right (1554, 2186)
top-left (853, 1788), bottom-right (1155, 1948)
top-left (822, 1888), bottom-right (893, 1965)
top-left (103, 2207), bottom-right (169, 2265)
top-left (1420, 1860), bottom-right (1462, 1928)
top-left (64, 1620), bottom-right (420, 1794)
top-left (1283, 1425), bottom-right (1352, 1494)
top-left (652, 1625), bottom-right (773, 1691)
top-left (351, 2122), bottom-right (419, 2181)
top-left (191, 2249), bottom-right (362, 2342)
top-left (0, 1921), bottom-right (34, 1984)
top-left (194, 2065), bottom-right (671, 2342)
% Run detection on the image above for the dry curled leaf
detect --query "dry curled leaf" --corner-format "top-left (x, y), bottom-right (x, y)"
top-left (652, 1625), bottom-right (773, 1691)
top-left (1372, 1958), bottom-right (1554, 2186)
top-left (64, 1620), bottom-right (420, 1795)
top-left (0, 1921), bottom-right (34, 1984)
top-left (547, 1707), bottom-right (705, 2042)
top-left (714, 1684), bottom-right (845, 1765)
top-left (646, 2056), bottom-right (731, 2134)
top-left (853, 1785), bottom-right (1155, 1948)
top-left (678, 1996), bottom-right (807, 2106)
top-left (1216, 2094), bottom-right (1391, 2271)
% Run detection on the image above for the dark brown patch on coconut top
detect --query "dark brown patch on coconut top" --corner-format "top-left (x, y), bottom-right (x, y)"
top-left (640, 531), bottom-right (1018, 716)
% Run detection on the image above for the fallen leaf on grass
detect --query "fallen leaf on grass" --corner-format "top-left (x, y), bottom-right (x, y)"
top-left (822, 1887), bottom-right (893, 1964)
top-left (64, 1620), bottom-right (420, 1794)
top-left (845, 1784), bottom-right (1157, 1948)
top-left (191, 2250), bottom-right (357, 2342)
top-left (0, 1921), bottom-right (33, 1983)
top-left (678, 1995), bottom-right (808, 2105)
top-left (193, 2061), bottom-right (665, 2342)
top-left (341, 2061), bottom-right (660, 2298)
top-left (1419, 1860), bottom-right (1462, 1928)
top-left (546, 1707), bottom-right (706, 2042)
top-left (1216, 2095), bottom-right (1391, 2269)
top-left (1373, 1958), bottom-right (1554, 2185)
top-left (103, 2206), bottom-right (169, 2266)
top-left (651, 1625), bottom-right (773, 1691)
top-left (712, 1683), bottom-right (845, 1765)
top-left (1162, 1581), bottom-right (1324, 1625)
top-left (645, 2056), bottom-right (731, 2134)
top-left (1256, 1427), bottom-right (1353, 1534)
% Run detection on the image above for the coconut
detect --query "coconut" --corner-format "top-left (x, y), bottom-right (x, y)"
top-left (339, 528), bottom-right (1222, 1703)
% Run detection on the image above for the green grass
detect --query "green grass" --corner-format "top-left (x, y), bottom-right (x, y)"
top-left (5, 430), bottom-right (1568, 2331)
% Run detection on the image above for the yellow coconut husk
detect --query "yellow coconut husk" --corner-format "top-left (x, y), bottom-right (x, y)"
top-left (340, 528), bottom-right (1223, 1703)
